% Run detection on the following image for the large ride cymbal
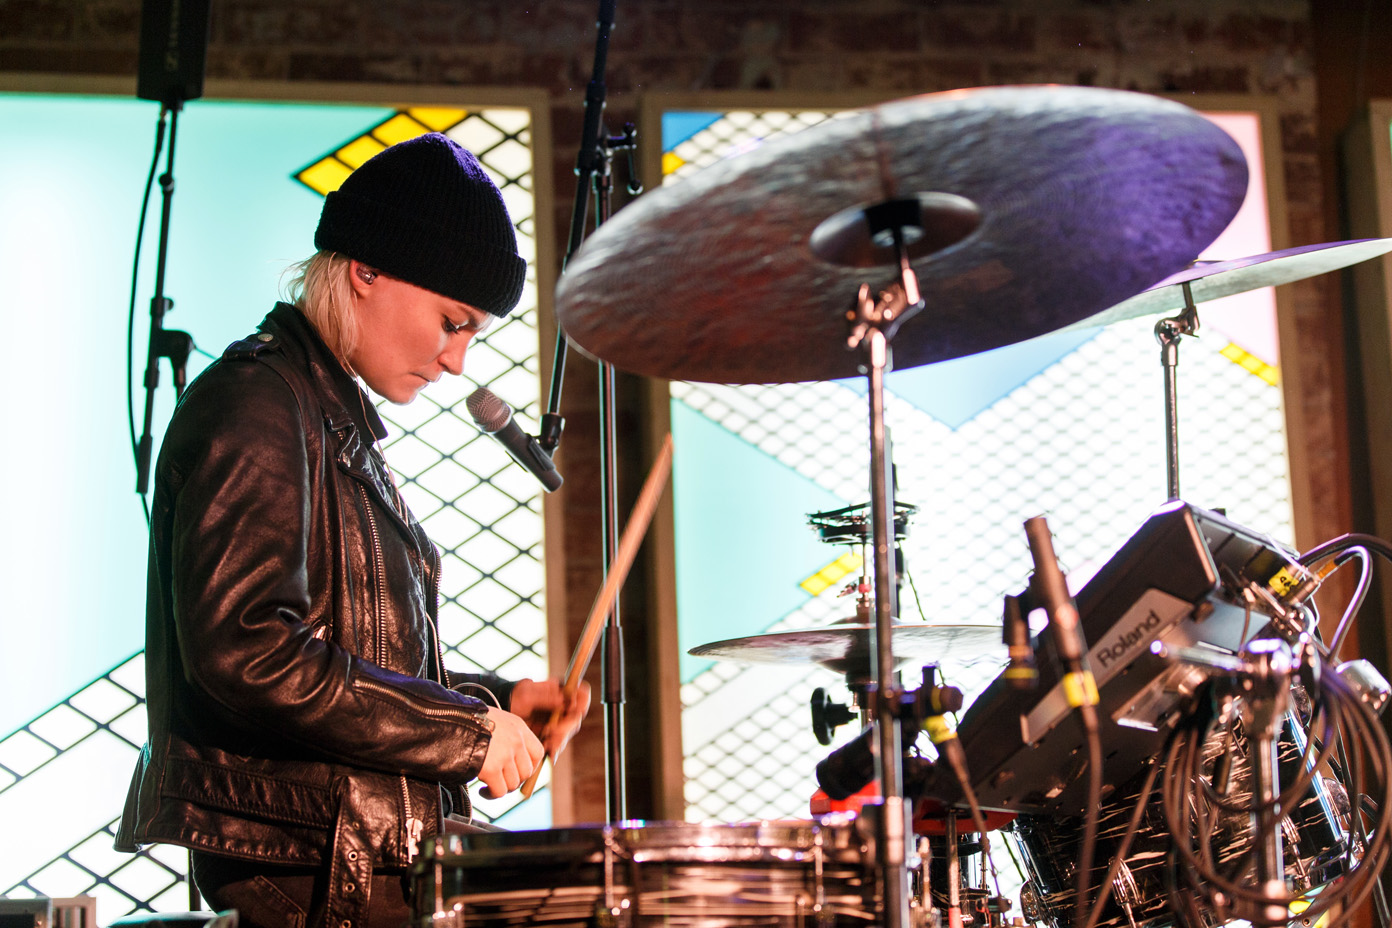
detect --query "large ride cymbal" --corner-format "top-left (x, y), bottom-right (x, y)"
top-left (689, 624), bottom-right (1004, 677)
top-left (1068, 238), bottom-right (1392, 330)
top-left (555, 85), bottom-right (1248, 384)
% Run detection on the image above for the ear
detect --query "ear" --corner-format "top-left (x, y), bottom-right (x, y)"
top-left (348, 259), bottom-right (376, 297)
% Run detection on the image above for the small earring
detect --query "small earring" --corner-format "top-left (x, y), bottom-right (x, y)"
top-left (357, 267), bottom-right (377, 284)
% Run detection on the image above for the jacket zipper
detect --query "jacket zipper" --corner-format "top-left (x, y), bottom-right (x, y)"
top-left (355, 676), bottom-right (476, 719)
top-left (400, 774), bottom-right (424, 863)
top-left (356, 484), bottom-right (389, 670)
top-left (356, 483), bottom-right (422, 859)
top-left (429, 544), bottom-right (451, 689)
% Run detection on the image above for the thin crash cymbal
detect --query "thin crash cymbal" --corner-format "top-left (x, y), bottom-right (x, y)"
top-left (1069, 238), bottom-right (1392, 330)
top-left (556, 85), bottom-right (1248, 384)
top-left (689, 624), bottom-right (1004, 676)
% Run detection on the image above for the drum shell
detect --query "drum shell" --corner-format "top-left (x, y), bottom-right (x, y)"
top-left (410, 819), bottom-right (877, 927)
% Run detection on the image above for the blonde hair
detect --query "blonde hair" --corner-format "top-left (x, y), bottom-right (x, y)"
top-left (282, 250), bottom-right (360, 366)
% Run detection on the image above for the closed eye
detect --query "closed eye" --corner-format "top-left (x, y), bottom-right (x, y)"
top-left (445, 305), bottom-right (493, 336)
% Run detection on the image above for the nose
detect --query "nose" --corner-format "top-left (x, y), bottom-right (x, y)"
top-left (439, 333), bottom-right (470, 376)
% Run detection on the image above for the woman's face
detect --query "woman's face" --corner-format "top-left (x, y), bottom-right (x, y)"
top-left (346, 260), bottom-right (494, 404)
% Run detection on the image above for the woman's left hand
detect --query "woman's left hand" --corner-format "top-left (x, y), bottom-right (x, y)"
top-left (508, 678), bottom-right (592, 758)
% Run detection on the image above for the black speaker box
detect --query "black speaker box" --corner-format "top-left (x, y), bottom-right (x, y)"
top-left (136, 0), bottom-right (213, 106)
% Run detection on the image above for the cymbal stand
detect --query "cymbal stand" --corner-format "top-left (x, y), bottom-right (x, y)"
top-left (845, 202), bottom-right (926, 928)
top-left (1154, 281), bottom-right (1200, 501)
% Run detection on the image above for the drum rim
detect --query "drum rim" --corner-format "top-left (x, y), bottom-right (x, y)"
top-left (416, 817), bottom-right (866, 866)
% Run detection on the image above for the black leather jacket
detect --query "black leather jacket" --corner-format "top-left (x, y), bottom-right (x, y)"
top-left (117, 303), bottom-right (509, 924)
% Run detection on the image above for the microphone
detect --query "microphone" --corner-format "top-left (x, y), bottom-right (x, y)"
top-left (466, 387), bottom-right (563, 492)
top-left (1002, 591), bottom-right (1038, 691)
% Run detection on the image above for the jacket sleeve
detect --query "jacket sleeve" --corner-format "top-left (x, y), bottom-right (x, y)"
top-left (159, 361), bottom-right (493, 786)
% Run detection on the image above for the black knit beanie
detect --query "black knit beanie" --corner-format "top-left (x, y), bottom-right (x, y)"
top-left (314, 133), bottom-right (527, 318)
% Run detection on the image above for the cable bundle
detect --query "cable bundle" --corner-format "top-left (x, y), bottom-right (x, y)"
top-left (1157, 662), bottom-right (1392, 926)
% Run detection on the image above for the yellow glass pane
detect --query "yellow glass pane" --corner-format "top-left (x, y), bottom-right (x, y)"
top-left (1221, 342), bottom-right (1280, 386)
top-left (336, 135), bottom-right (386, 169)
top-left (410, 107), bottom-right (468, 131)
top-left (799, 551), bottom-right (862, 595)
top-left (297, 157), bottom-right (353, 196)
top-left (373, 113), bottom-right (430, 146)
top-left (662, 151), bottom-right (686, 176)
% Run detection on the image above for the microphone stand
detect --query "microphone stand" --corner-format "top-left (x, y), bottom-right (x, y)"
top-left (542, 0), bottom-right (644, 824)
top-left (130, 97), bottom-right (199, 912)
top-left (135, 102), bottom-right (194, 495)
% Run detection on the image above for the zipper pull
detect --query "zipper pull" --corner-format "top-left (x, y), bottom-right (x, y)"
top-left (406, 816), bottom-right (425, 862)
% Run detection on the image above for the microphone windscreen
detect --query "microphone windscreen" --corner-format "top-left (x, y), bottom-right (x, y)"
top-left (466, 386), bottom-right (511, 432)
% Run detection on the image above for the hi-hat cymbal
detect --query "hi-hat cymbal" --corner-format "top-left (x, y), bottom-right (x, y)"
top-left (1068, 238), bottom-right (1392, 330)
top-left (555, 85), bottom-right (1248, 384)
top-left (689, 624), bottom-right (1004, 677)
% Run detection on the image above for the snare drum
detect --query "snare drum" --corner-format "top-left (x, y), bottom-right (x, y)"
top-left (410, 818), bottom-right (877, 927)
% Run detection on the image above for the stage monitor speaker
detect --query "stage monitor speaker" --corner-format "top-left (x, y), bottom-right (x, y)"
top-left (136, 0), bottom-right (212, 107)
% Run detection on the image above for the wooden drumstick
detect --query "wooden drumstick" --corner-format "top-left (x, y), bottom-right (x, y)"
top-left (519, 433), bottom-right (674, 799)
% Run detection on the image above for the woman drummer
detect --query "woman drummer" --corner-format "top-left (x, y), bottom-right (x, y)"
top-left (115, 132), bottom-right (589, 927)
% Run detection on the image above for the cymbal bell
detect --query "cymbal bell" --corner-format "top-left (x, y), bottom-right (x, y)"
top-left (555, 85), bottom-right (1248, 384)
top-left (1069, 238), bottom-right (1392, 330)
top-left (689, 623), bottom-right (1004, 678)
top-left (809, 193), bottom-right (982, 268)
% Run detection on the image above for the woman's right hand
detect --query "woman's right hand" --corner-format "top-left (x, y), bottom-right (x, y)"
top-left (478, 706), bottom-right (545, 798)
